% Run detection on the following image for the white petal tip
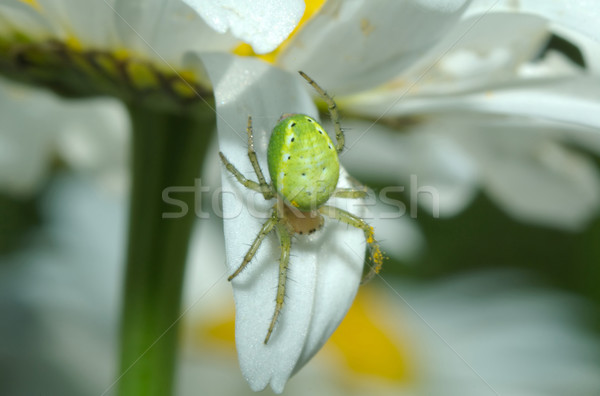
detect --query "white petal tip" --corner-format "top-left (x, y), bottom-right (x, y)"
top-left (181, 0), bottom-right (305, 54)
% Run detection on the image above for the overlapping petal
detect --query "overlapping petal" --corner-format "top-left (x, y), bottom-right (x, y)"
top-left (347, 76), bottom-right (600, 132)
top-left (186, 53), bottom-right (366, 393)
top-left (339, 119), bottom-right (479, 217)
top-left (181, 0), bottom-right (305, 54)
top-left (277, 0), bottom-right (471, 94)
top-left (0, 1), bottom-right (55, 38)
top-left (466, 1), bottom-right (600, 73)
top-left (438, 115), bottom-right (600, 230)
top-left (466, 0), bottom-right (600, 44)
top-left (115, 0), bottom-right (239, 65)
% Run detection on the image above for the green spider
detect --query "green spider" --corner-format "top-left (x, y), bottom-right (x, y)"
top-left (219, 71), bottom-right (383, 344)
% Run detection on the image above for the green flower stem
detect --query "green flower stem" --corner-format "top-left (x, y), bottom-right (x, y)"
top-left (118, 103), bottom-right (215, 396)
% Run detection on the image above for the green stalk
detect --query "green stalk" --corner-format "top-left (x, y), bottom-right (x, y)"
top-left (117, 104), bottom-right (215, 396)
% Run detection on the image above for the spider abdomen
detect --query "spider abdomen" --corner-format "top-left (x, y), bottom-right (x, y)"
top-left (267, 114), bottom-right (339, 211)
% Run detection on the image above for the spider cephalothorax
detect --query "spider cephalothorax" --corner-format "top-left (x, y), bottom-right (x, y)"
top-left (219, 71), bottom-right (383, 344)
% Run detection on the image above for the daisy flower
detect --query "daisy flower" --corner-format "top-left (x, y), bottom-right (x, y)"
top-left (200, 0), bottom-right (600, 392)
top-left (2, 0), bottom-right (599, 394)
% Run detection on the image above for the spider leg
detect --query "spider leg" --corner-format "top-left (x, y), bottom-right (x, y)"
top-left (246, 116), bottom-right (274, 199)
top-left (219, 152), bottom-right (272, 197)
top-left (228, 215), bottom-right (277, 281)
top-left (331, 187), bottom-right (368, 199)
top-left (318, 205), bottom-right (384, 284)
top-left (298, 71), bottom-right (345, 154)
top-left (265, 222), bottom-right (291, 344)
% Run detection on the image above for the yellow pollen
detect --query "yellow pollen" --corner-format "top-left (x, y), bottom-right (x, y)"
top-left (113, 49), bottom-right (131, 61)
top-left (93, 53), bottom-right (121, 79)
top-left (126, 61), bottom-right (159, 90)
top-left (360, 18), bottom-right (375, 36)
top-left (373, 248), bottom-right (384, 265)
top-left (179, 69), bottom-right (196, 82)
top-left (366, 226), bottom-right (375, 244)
top-left (171, 79), bottom-right (198, 99)
top-left (64, 35), bottom-right (82, 51)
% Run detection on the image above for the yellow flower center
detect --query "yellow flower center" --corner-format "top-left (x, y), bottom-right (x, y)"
top-left (329, 287), bottom-right (414, 383)
top-left (0, 36), bottom-right (211, 112)
top-left (196, 286), bottom-right (414, 386)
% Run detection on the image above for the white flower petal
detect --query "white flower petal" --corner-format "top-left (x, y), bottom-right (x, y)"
top-left (398, 13), bottom-right (551, 95)
top-left (466, 0), bottom-right (600, 44)
top-left (346, 75), bottom-right (600, 133)
top-left (438, 77), bottom-right (599, 130)
top-left (55, 98), bottom-right (130, 194)
top-left (339, 119), bottom-right (479, 218)
top-left (368, 202), bottom-right (425, 261)
top-left (186, 53), bottom-right (366, 392)
top-left (417, 0), bottom-right (470, 12)
top-left (397, 271), bottom-right (600, 395)
top-left (472, 126), bottom-right (600, 230)
top-left (278, 0), bottom-right (470, 94)
top-left (290, 167), bottom-right (365, 375)
top-left (338, 111), bottom-right (600, 229)
top-left (558, 27), bottom-right (600, 73)
top-left (114, 0), bottom-right (239, 65)
top-left (0, 78), bottom-right (57, 195)
top-left (0, 77), bottom-right (129, 196)
top-left (0, 1), bottom-right (56, 38)
top-left (181, 0), bottom-right (304, 54)
top-left (519, 50), bottom-right (585, 79)
top-left (338, 12), bottom-right (581, 115)
top-left (0, 174), bottom-right (124, 394)
top-left (27, 0), bottom-right (119, 47)
top-left (443, 115), bottom-right (600, 230)
top-left (407, 134), bottom-right (479, 217)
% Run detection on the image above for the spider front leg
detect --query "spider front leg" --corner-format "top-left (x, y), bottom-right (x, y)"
top-left (228, 215), bottom-right (277, 281)
top-left (318, 205), bottom-right (384, 284)
top-left (246, 116), bottom-right (273, 199)
top-left (219, 116), bottom-right (274, 199)
top-left (264, 222), bottom-right (292, 344)
top-left (219, 152), bottom-right (268, 195)
top-left (299, 71), bottom-right (344, 154)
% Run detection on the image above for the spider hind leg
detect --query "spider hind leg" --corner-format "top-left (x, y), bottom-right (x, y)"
top-left (228, 215), bottom-right (277, 281)
top-left (264, 222), bottom-right (292, 344)
top-left (318, 205), bottom-right (384, 283)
